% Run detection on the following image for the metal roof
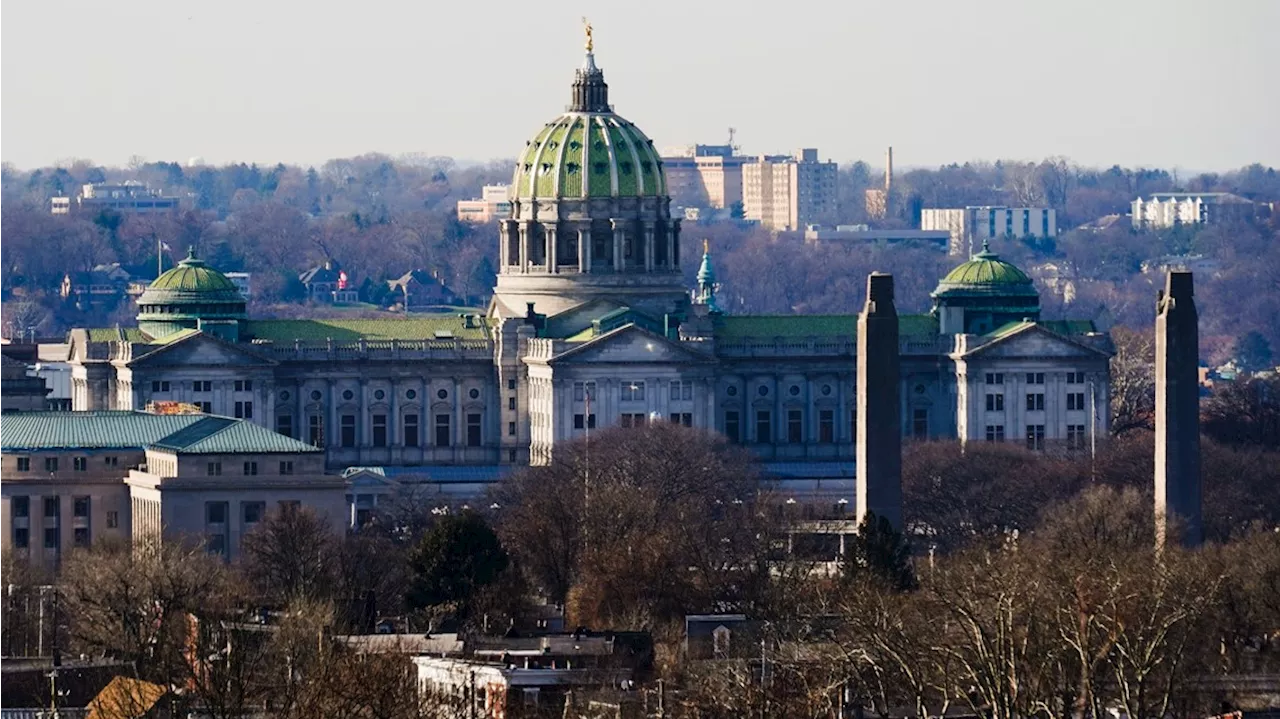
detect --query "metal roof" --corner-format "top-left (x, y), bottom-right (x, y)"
top-left (1, 411), bottom-right (318, 455)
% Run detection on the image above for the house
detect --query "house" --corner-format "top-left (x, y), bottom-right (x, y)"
top-left (387, 270), bottom-right (455, 309)
top-left (60, 264), bottom-right (132, 306)
top-left (299, 260), bottom-right (358, 304)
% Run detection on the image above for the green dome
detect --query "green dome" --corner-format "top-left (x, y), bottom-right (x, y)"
top-left (511, 52), bottom-right (666, 201)
top-left (143, 251), bottom-right (242, 300)
top-left (933, 243), bottom-right (1037, 299)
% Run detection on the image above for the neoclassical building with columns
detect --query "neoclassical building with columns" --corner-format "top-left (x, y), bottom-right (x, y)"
top-left (60, 42), bottom-right (1112, 505)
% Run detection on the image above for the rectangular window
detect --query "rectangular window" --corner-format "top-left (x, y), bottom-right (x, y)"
top-left (73, 496), bottom-right (90, 518)
top-left (669, 380), bottom-right (693, 401)
top-left (508, 421), bottom-right (517, 436)
top-left (44, 527), bottom-right (59, 550)
top-left (234, 401), bottom-right (252, 419)
top-left (621, 381), bottom-right (645, 402)
top-left (1067, 424), bottom-right (1087, 449)
top-left (207, 533), bottom-right (227, 558)
top-left (206, 501), bottom-right (228, 525)
top-left (74, 527), bottom-right (90, 547)
top-left (207, 462), bottom-right (222, 476)
top-left (276, 414), bottom-right (293, 438)
top-left (151, 380), bottom-right (170, 392)
top-left (16, 457), bottom-right (30, 472)
top-left (341, 415), bottom-right (356, 447)
top-left (587, 414), bottom-right (596, 429)
top-left (14, 527), bottom-right (30, 548)
top-left (725, 411), bottom-right (741, 443)
top-left (234, 380), bottom-right (253, 392)
top-left (435, 414), bottom-right (451, 447)
top-left (787, 409), bottom-right (803, 443)
top-left (243, 461), bottom-right (258, 476)
top-left (467, 413), bottom-right (482, 447)
top-left (73, 457), bottom-right (88, 471)
top-left (104, 456), bottom-right (118, 468)
top-left (985, 393), bottom-right (1005, 412)
top-left (1026, 424), bottom-right (1046, 450)
top-left (756, 410), bottom-right (772, 443)
top-left (574, 414), bottom-right (585, 430)
top-left (1066, 371), bottom-right (1084, 384)
top-left (669, 412), bottom-right (693, 427)
top-left (372, 414), bottom-right (388, 447)
top-left (508, 397), bottom-right (517, 410)
top-left (45, 457), bottom-right (58, 473)
top-left (619, 413), bottom-right (647, 428)
top-left (912, 408), bottom-right (928, 438)
top-left (309, 415), bottom-right (324, 447)
top-left (106, 511), bottom-right (119, 529)
top-left (404, 414), bottom-right (420, 447)
top-left (12, 496), bottom-right (30, 518)
top-left (819, 409), bottom-right (835, 443)
top-left (279, 461), bottom-right (294, 475)
top-left (1067, 392), bottom-right (1086, 411)
top-left (1026, 393), bottom-right (1045, 411)
top-left (985, 425), bottom-right (1005, 442)
top-left (242, 501), bottom-right (265, 525)
top-left (507, 379), bottom-right (517, 391)
top-left (509, 449), bottom-right (518, 462)
top-left (1026, 372), bottom-right (1045, 385)
top-left (198, 401), bottom-right (212, 413)
top-left (194, 381), bottom-right (212, 393)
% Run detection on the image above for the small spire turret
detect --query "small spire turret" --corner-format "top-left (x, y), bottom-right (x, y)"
top-left (695, 239), bottom-right (722, 314)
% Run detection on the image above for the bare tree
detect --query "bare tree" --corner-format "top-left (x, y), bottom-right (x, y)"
top-left (241, 507), bottom-right (340, 606)
top-left (1109, 325), bottom-right (1156, 434)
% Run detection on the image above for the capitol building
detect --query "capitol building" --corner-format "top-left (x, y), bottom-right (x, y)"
top-left (60, 41), bottom-right (1113, 504)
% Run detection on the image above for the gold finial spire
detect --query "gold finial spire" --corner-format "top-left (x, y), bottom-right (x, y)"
top-left (582, 17), bottom-right (593, 52)
top-left (703, 238), bottom-right (709, 254)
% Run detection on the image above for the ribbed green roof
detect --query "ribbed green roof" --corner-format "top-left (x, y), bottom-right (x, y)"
top-left (714, 314), bottom-right (939, 340)
top-left (145, 252), bottom-right (241, 296)
top-left (513, 113), bottom-right (666, 200)
top-left (245, 316), bottom-right (490, 342)
top-left (85, 327), bottom-right (153, 343)
top-left (1, 411), bottom-right (318, 454)
top-left (934, 245), bottom-right (1037, 298)
top-left (987, 319), bottom-right (1097, 340)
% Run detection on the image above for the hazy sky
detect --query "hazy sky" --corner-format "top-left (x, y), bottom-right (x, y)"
top-left (3, 0), bottom-right (1277, 171)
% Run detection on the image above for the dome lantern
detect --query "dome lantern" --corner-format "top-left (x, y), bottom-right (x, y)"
top-left (137, 248), bottom-right (246, 341)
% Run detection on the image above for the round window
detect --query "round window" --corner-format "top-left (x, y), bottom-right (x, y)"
top-left (915, 384), bottom-right (926, 395)
top-left (374, 389), bottom-right (385, 400)
top-left (342, 389), bottom-right (354, 401)
top-left (310, 390), bottom-right (322, 401)
top-left (469, 388), bottom-right (480, 400)
top-left (726, 386), bottom-right (738, 397)
top-left (789, 385), bottom-right (800, 397)
top-left (406, 389), bottom-right (417, 400)
top-left (437, 389), bottom-right (448, 400)
top-left (280, 390), bottom-right (291, 401)
top-left (757, 385), bottom-right (769, 397)
top-left (821, 384), bottom-right (832, 396)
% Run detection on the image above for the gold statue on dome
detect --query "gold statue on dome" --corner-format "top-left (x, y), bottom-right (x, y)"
top-left (582, 17), bottom-right (593, 52)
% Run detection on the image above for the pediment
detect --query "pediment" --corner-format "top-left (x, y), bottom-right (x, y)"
top-left (129, 333), bottom-right (276, 368)
top-left (963, 324), bottom-right (1107, 359)
top-left (546, 324), bottom-right (714, 365)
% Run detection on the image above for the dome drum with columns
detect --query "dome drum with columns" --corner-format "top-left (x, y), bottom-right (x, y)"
top-left (492, 37), bottom-right (686, 319)
top-left (136, 249), bottom-right (247, 341)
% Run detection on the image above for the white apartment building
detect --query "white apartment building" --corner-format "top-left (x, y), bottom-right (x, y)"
top-left (742, 149), bottom-right (838, 232)
top-left (661, 145), bottom-right (750, 210)
top-left (921, 206), bottom-right (1057, 256)
top-left (1131, 192), bottom-right (1253, 229)
top-left (456, 185), bottom-right (513, 223)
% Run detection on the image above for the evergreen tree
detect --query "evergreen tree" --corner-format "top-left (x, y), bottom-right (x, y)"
top-left (406, 512), bottom-right (509, 619)
top-left (842, 511), bottom-right (916, 591)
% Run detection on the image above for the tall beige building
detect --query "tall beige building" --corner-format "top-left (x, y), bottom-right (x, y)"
top-left (661, 145), bottom-right (749, 210)
top-left (742, 149), bottom-right (838, 231)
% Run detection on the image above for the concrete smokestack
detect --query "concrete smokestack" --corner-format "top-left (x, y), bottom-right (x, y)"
top-left (1155, 270), bottom-right (1201, 547)
top-left (857, 272), bottom-right (902, 530)
top-left (885, 146), bottom-right (893, 192)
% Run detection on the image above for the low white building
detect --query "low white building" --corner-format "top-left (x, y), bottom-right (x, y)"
top-left (1131, 192), bottom-right (1253, 229)
top-left (456, 185), bottom-right (512, 224)
top-left (921, 206), bottom-right (1057, 256)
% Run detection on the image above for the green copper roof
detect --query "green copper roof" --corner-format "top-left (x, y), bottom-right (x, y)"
top-left (714, 314), bottom-right (940, 340)
top-left (987, 319), bottom-right (1097, 339)
top-left (934, 244), bottom-right (1036, 297)
top-left (245, 316), bottom-right (490, 342)
top-left (146, 251), bottom-right (241, 295)
top-left (85, 327), bottom-right (153, 343)
top-left (1, 411), bottom-right (317, 454)
top-left (513, 114), bottom-right (665, 201)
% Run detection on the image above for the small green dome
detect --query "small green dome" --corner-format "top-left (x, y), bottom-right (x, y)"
top-left (511, 51), bottom-right (666, 201)
top-left (933, 243), bottom-right (1037, 299)
top-left (143, 250), bottom-right (242, 300)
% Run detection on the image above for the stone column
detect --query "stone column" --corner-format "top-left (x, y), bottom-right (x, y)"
top-left (577, 228), bottom-right (589, 273)
top-left (1155, 271), bottom-right (1201, 548)
top-left (856, 273), bottom-right (902, 530)
top-left (545, 224), bottom-right (557, 274)
top-left (671, 219), bottom-right (682, 268)
top-left (643, 221), bottom-right (655, 272)
top-left (518, 223), bottom-right (530, 273)
top-left (611, 219), bottom-right (625, 272)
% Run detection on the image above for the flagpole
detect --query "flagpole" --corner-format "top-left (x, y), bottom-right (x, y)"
top-left (157, 238), bottom-right (163, 279)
